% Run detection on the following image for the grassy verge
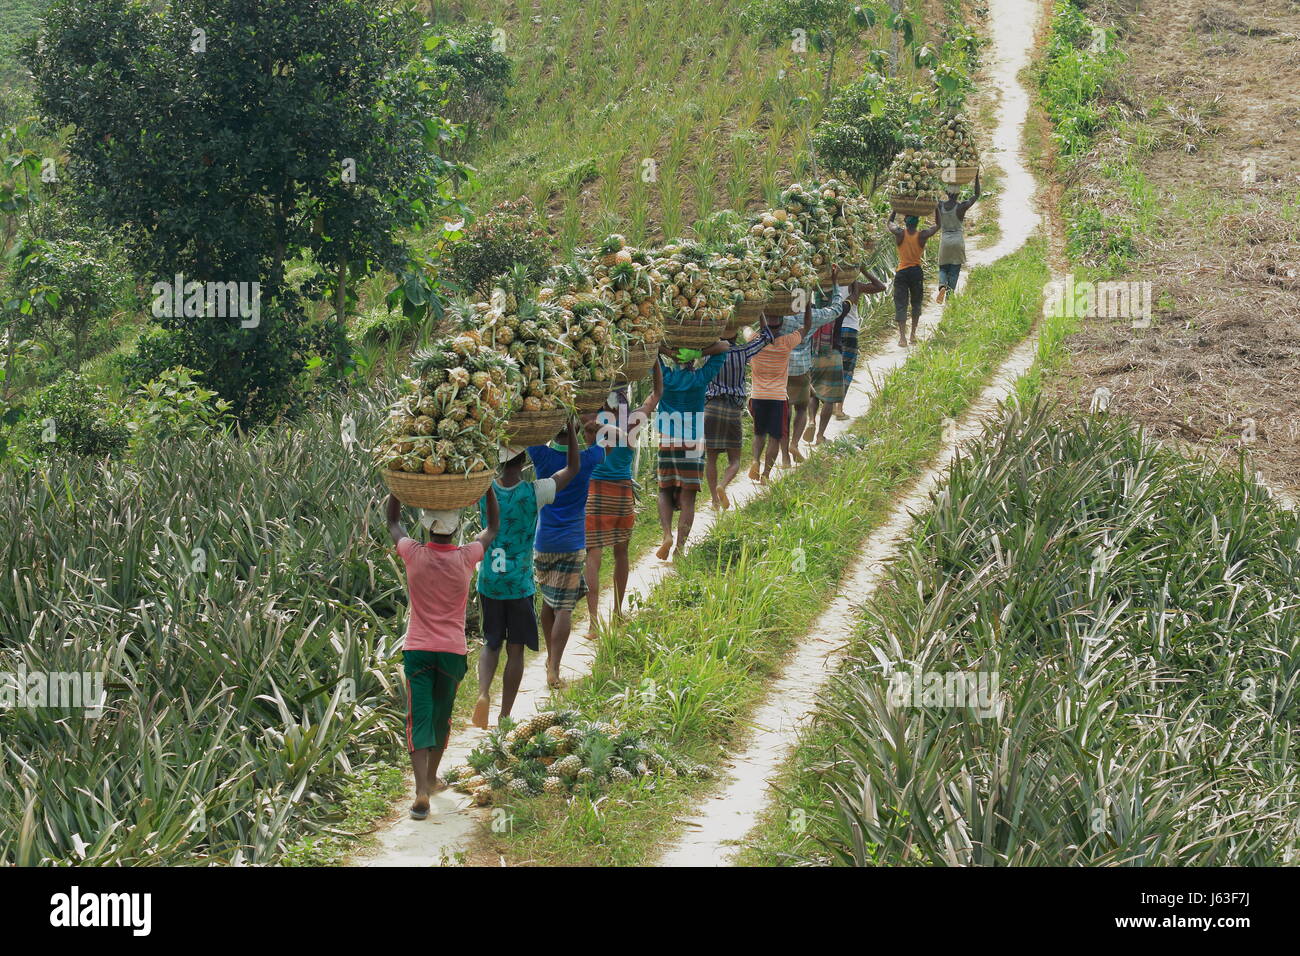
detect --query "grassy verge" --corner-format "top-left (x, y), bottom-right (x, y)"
top-left (473, 240), bottom-right (1049, 865)
top-left (743, 403), bottom-right (1300, 865)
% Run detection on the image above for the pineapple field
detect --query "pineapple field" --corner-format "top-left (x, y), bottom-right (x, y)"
top-left (0, 0), bottom-right (1293, 928)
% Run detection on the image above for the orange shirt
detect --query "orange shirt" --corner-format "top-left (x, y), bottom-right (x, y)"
top-left (897, 229), bottom-right (925, 271)
top-left (750, 331), bottom-right (803, 399)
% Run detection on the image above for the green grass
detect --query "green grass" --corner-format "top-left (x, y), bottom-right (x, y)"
top-left (475, 240), bottom-right (1049, 865)
top-left (743, 403), bottom-right (1300, 865)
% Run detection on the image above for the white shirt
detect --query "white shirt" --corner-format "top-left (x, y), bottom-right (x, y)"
top-left (836, 285), bottom-right (860, 333)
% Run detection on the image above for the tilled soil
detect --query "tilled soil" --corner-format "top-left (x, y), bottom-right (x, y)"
top-left (1044, 0), bottom-right (1300, 488)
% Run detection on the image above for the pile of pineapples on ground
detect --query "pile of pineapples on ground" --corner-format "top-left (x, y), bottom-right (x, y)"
top-left (445, 709), bottom-right (711, 804)
top-left (374, 334), bottom-right (519, 477)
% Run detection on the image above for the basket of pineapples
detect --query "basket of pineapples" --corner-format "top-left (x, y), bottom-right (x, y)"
top-left (586, 236), bottom-right (666, 383)
top-left (374, 335), bottom-right (518, 509)
top-left (465, 270), bottom-right (578, 448)
top-left (778, 182), bottom-right (846, 286)
top-left (885, 147), bottom-right (949, 216)
top-left (655, 242), bottom-right (730, 350)
top-left (444, 709), bottom-right (713, 805)
top-left (564, 298), bottom-right (625, 414)
top-left (817, 179), bottom-right (880, 286)
top-left (711, 248), bottom-right (770, 338)
top-left (745, 209), bottom-right (816, 316)
top-left (933, 113), bottom-right (980, 185)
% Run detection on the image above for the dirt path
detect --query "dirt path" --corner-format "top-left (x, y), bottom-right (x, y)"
top-left (656, 0), bottom-right (1045, 867)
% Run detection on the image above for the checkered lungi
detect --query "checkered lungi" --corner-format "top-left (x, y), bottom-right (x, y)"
top-left (585, 478), bottom-right (635, 548)
top-left (535, 550), bottom-right (587, 611)
top-left (704, 397), bottom-right (745, 451)
top-left (657, 443), bottom-right (705, 489)
top-left (811, 349), bottom-right (847, 403)
top-left (841, 330), bottom-right (860, 389)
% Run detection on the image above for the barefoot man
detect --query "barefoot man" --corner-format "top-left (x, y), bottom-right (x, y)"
top-left (704, 321), bottom-right (773, 510)
top-left (887, 213), bottom-right (939, 347)
top-left (530, 424), bottom-right (607, 686)
top-left (584, 363), bottom-right (663, 632)
top-left (749, 299), bottom-right (812, 483)
top-left (655, 342), bottom-right (728, 561)
top-left (387, 489), bottom-right (498, 820)
top-left (778, 281), bottom-right (846, 464)
top-left (471, 420), bottom-right (580, 729)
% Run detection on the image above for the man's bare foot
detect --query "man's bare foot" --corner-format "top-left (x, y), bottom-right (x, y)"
top-left (759, 471), bottom-right (770, 484)
top-left (410, 797), bottom-right (430, 820)
top-left (546, 665), bottom-right (563, 688)
top-left (747, 462), bottom-right (760, 481)
top-left (471, 696), bottom-right (490, 729)
top-left (655, 538), bottom-right (672, 560)
top-left (898, 336), bottom-right (908, 348)
top-left (803, 425), bottom-right (816, 441)
top-left (909, 333), bottom-right (917, 346)
top-left (791, 447), bottom-right (805, 463)
top-left (834, 406), bottom-right (850, 421)
top-left (718, 488), bottom-right (730, 509)
top-left (710, 493), bottom-right (722, 510)
top-left (815, 433), bottom-right (827, 444)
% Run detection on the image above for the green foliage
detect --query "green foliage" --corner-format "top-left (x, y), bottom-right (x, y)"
top-left (0, 390), bottom-right (408, 865)
top-left (809, 405), bottom-right (1300, 865)
top-left (442, 197), bottom-right (553, 297)
top-left (128, 366), bottom-right (235, 446)
top-left (1038, 0), bottom-right (1120, 160)
top-left (816, 72), bottom-right (909, 188)
top-left (14, 370), bottom-right (129, 458)
top-left (428, 23), bottom-right (513, 134)
top-left (25, 0), bottom-right (471, 423)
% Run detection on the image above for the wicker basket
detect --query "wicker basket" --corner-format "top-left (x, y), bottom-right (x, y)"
top-left (381, 468), bottom-right (494, 510)
top-left (764, 289), bottom-right (798, 316)
top-left (574, 379), bottom-right (616, 414)
top-left (724, 299), bottom-right (767, 338)
top-left (817, 265), bottom-right (862, 290)
top-left (616, 340), bottom-right (658, 384)
top-left (663, 319), bottom-right (724, 351)
top-left (950, 165), bottom-right (978, 185)
top-left (504, 407), bottom-right (567, 447)
top-left (889, 194), bottom-right (938, 217)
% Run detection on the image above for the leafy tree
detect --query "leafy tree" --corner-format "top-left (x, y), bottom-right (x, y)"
top-left (441, 197), bottom-right (552, 298)
top-left (25, 0), bottom-right (471, 422)
top-left (429, 23), bottom-right (513, 140)
top-left (16, 370), bottom-right (130, 458)
top-left (741, 0), bottom-right (877, 103)
top-left (811, 73), bottom-right (913, 191)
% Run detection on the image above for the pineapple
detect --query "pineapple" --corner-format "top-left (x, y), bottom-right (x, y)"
top-left (471, 786), bottom-right (493, 806)
top-left (555, 754), bottom-right (583, 778)
top-left (610, 766), bottom-right (634, 784)
top-left (542, 776), bottom-right (566, 795)
top-left (507, 778), bottom-right (530, 798)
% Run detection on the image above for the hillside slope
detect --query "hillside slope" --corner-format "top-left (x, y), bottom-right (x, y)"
top-left (435, 0), bottom-right (952, 247)
top-left (0, 0), bottom-right (45, 76)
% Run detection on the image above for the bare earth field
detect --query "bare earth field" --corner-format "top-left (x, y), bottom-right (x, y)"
top-left (1045, 0), bottom-right (1300, 488)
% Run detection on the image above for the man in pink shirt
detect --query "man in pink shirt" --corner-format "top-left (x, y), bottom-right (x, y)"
top-left (386, 489), bottom-right (499, 820)
top-left (748, 301), bottom-right (813, 483)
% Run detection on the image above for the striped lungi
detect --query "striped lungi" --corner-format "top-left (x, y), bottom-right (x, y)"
top-left (585, 478), bottom-right (635, 548)
top-left (811, 349), bottom-right (846, 403)
top-left (704, 397), bottom-right (745, 451)
top-left (535, 550), bottom-right (587, 611)
top-left (841, 330), bottom-right (860, 389)
top-left (657, 443), bottom-right (705, 489)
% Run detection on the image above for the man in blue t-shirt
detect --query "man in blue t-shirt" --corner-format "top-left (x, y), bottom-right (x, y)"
top-left (529, 429), bottom-right (607, 687)
top-left (655, 341), bottom-right (728, 563)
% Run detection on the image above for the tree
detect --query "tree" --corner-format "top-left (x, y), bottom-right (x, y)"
top-left (811, 73), bottom-right (912, 191)
top-left (428, 23), bottom-right (513, 142)
top-left (741, 0), bottom-right (878, 104)
top-left (25, 0), bottom-right (471, 423)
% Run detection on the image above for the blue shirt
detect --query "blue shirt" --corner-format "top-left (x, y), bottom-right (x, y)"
top-left (656, 353), bottom-right (727, 443)
top-left (529, 444), bottom-right (606, 552)
top-left (591, 444), bottom-right (635, 481)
